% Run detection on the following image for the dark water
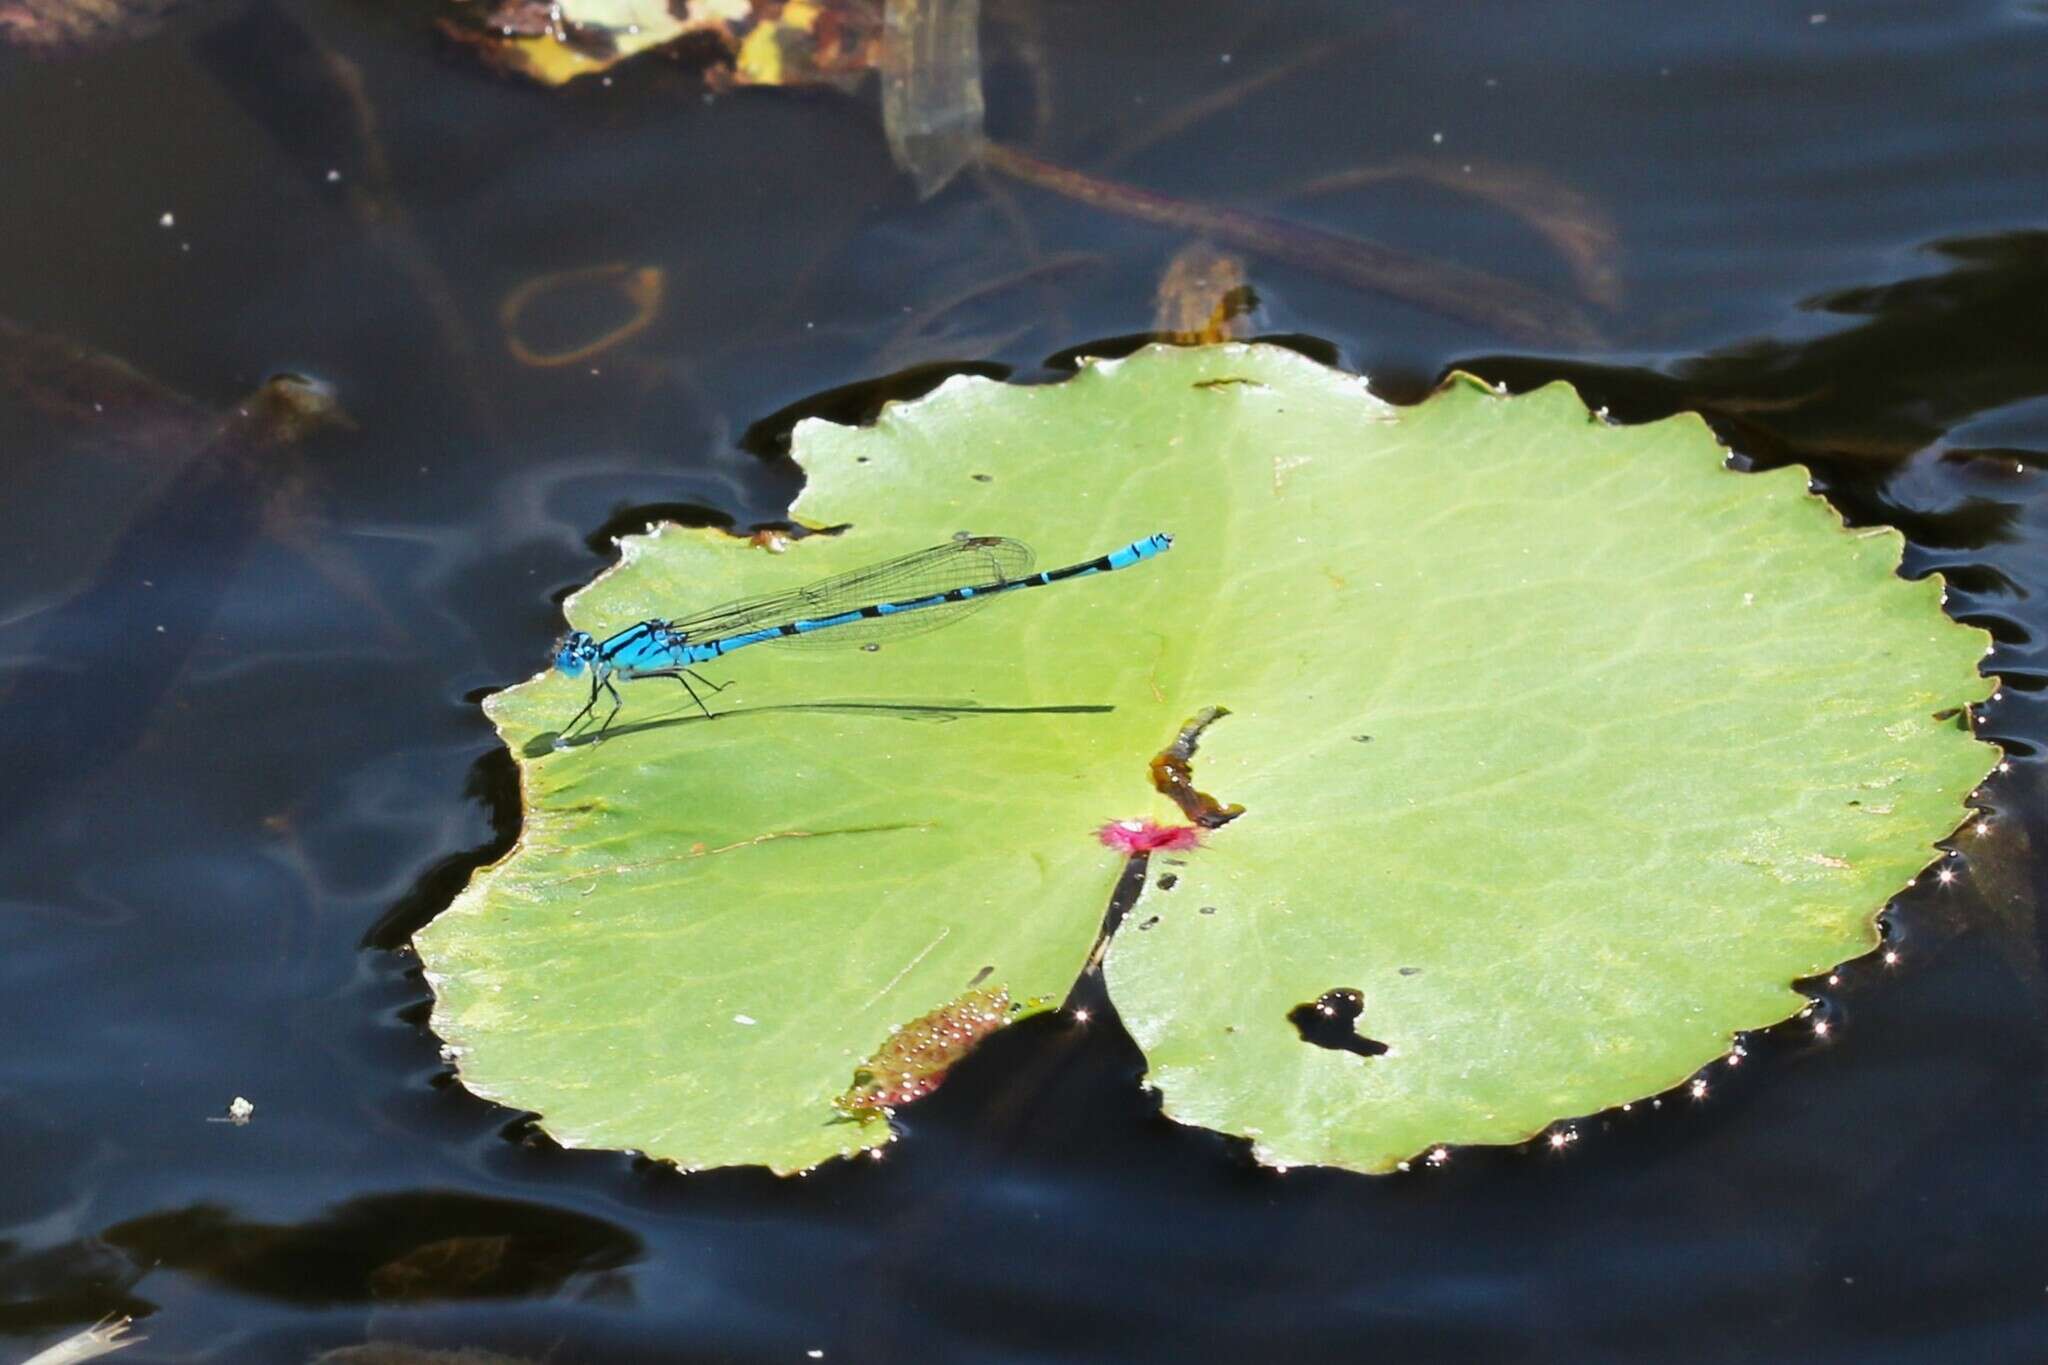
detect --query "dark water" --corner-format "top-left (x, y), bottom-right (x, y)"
top-left (4, 1), bottom-right (2048, 1359)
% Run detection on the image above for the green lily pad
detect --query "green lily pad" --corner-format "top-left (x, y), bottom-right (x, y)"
top-left (415, 342), bottom-right (1995, 1174)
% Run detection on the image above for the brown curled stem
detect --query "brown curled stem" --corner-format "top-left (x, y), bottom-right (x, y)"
top-left (1150, 705), bottom-right (1245, 830)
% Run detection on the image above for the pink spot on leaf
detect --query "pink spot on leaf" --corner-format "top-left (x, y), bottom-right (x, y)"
top-left (1097, 819), bottom-right (1203, 854)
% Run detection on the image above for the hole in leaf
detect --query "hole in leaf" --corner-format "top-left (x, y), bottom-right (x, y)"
top-left (1288, 988), bottom-right (1389, 1057)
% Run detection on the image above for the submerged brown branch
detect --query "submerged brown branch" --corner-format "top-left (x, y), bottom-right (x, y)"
top-left (873, 250), bottom-right (1099, 370)
top-left (320, 48), bottom-right (499, 435)
top-left (980, 143), bottom-right (1602, 345)
top-left (0, 315), bottom-right (211, 459)
top-left (1094, 29), bottom-right (1377, 175)
top-left (1289, 156), bottom-right (1622, 309)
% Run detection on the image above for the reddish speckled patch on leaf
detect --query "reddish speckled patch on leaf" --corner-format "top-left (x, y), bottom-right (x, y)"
top-left (837, 986), bottom-right (1012, 1115)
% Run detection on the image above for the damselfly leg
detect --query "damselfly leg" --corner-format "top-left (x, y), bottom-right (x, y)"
top-left (557, 668), bottom-right (731, 747)
top-left (555, 675), bottom-right (605, 744)
top-left (642, 667), bottom-right (733, 720)
top-left (555, 673), bottom-right (626, 747)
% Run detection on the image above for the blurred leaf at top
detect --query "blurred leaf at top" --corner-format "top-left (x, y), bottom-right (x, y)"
top-left (441, 0), bottom-right (886, 92)
top-left (879, 0), bottom-right (983, 197)
top-left (443, 0), bottom-right (984, 196)
top-left (415, 343), bottom-right (1994, 1175)
top-left (0, 0), bottom-right (178, 52)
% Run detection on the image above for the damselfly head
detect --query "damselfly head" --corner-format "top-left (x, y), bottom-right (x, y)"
top-left (554, 630), bottom-right (597, 676)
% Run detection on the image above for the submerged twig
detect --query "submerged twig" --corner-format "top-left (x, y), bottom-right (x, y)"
top-left (981, 143), bottom-right (1602, 345)
top-left (1095, 30), bottom-right (1376, 174)
top-left (0, 316), bottom-right (211, 456)
top-left (873, 250), bottom-right (1099, 368)
top-left (0, 316), bottom-right (401, 645)
top-left (194, 8), bottom-right (498, 433)
top-left (1288, 156), bottom-right (1622, 309)
top-left (0, 373), bottom-right (352, 842)
top-left (321, 47), bottom-right (498, 433)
